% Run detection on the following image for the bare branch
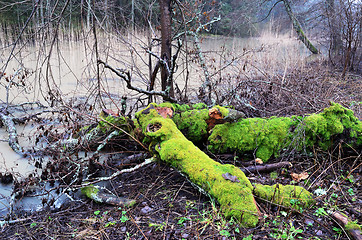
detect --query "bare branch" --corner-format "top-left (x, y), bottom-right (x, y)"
top-left (98, 59), bottom-right (178, 103)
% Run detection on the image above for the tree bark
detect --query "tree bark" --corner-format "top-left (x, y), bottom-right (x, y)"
top-left (282, 0), bottom-right (319, 54)
top-left (159, 0), bottom-right (174, 98)
top-left (326, 0), bottom-right (342, 58)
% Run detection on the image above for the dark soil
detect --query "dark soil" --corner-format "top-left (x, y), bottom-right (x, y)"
top-left (1, 148), bottom-right (361, 240)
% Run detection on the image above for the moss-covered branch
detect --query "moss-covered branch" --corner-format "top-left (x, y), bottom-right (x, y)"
top-left (135, 105), bottom-right (260, 227)
top-left (282, 0), bottom-right (319, 54)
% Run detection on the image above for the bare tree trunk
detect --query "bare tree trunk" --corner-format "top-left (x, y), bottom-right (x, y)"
top-left (282, 0), bottom-right (319, 54)
top-left (131, 0), bottom-right (135, 32)
top-left (159, 0), bottom-right (174, 98)
top-left (326, 0), bottom-right (342, 58)
top-left (87, 0), bottom-right (91, 29)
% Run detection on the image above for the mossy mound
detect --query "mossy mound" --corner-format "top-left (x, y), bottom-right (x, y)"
top-left (208, 103), bottom-right (361, 162)
top-left (81, 185), bottom-right (100, 201)
top-left (254, 184), bottom-right (315, 210)
top-left (301, 102), bottom-right (362, 149)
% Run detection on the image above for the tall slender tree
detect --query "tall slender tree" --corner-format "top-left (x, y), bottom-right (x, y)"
top-left (159, 0), bottom-right (174, 98)
top-left (281, 0), bottom-right (319, 54)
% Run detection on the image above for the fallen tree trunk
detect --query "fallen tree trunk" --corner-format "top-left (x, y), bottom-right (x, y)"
top-left (92, 102), bottom-right (360, 164)
top-left (135, 104), bottom-right (315, 227)
top-left (208, 102), bottom-right (362, 162)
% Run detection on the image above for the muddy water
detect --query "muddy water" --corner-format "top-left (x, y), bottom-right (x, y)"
top-left (0, 33), bottom-right (311, 217)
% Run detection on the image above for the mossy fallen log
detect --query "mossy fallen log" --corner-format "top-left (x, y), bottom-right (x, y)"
top-left (135, 104), bottom-right (315, 227)
top-left (208, 103), bottom-right (361, 162)
top-left (83, 102), bottom-right (360, 164)
top-left (135, 105), bottom-right (260, 227)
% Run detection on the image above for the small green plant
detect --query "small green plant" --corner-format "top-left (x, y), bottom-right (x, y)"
top-left (290, 199), bottom-right (302, 211)
top-left (314, 207), bottom-right (328, 217)
top-left (346, 175), bottom-right (355, 183)
top-left (30, 222), bottom-right (37, 228)
top-left (349, 101), bottom-right (362, 107)
top-left (94, 210), bottom-right (101, 216)
top-left (149, 222), bottom-right (166, 231)
top-left (71, 228), bottom-right (78, 238)
top-left (270, 171), bottom-right (278, 180)
top-left (120, 211), bottom-right (129, 223)
top-left (104, 221), bottom-right (116, 227)
top-left (243, 234), bottom-right (253, 240)
top-left (270, 222), bottom-right (303, 239)
top-left (185, 200), bottom-right (196, 210)
top-left (347, 188), bottom-right (355, 196)
top-left (331, 193), bottom-right (338, 198)
top-left (177, 217), bottom-right (190, 226)
top-left (332, 227), bottom-right (342, 235)
top-left (220, 229), bottom-right (231, 237)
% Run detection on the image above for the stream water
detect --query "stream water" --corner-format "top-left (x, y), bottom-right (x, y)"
top-left (0, 32), bottom-right (312, 218)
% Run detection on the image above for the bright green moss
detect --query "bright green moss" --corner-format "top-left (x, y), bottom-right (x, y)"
top-left (96, 110), bottom-right (135, 135)
top-left (174, 103), bottom-right (191, 112)
top-left (141, 116), bottom-right (260, 227)
top-left (208, 117), bottom-right (295, 162)
top-left (158, 102), bottom-right (176, 111)
top-left (208, 103), bottom-right (361, 162)
top-left (301, 102), bottom-right (361, 149)
top-left (345, 222), bottom-right (361, 231)
top-left (81, 185), bottom-right (100, 201)
top-left (253, 184), bottom-right (315, 209)
top-left (213, 105), bottom-right (230, 118)
top-left (135, 103), bottom-right (160, 131)
top-left (158, 102), bottom-right (193, 112)
top-left (192, 103), bottom-right (208, 110)
top-left (172, 109), bottom-right (210, 143)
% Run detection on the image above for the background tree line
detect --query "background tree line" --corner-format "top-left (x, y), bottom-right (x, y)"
top-left (0, 0), bottom-right (360, 74)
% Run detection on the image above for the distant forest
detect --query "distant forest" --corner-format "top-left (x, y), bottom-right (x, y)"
top-left (0, 0), bottom-right (327, 37)
top-left (0, 0), bottom-right (360, 72)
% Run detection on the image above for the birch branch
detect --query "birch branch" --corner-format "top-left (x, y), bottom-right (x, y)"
top-left (0, 109), bottom-right (24, 155)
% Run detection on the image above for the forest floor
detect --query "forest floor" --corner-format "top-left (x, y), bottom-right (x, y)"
top-left (1, 63), bottom-right (361, 239)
